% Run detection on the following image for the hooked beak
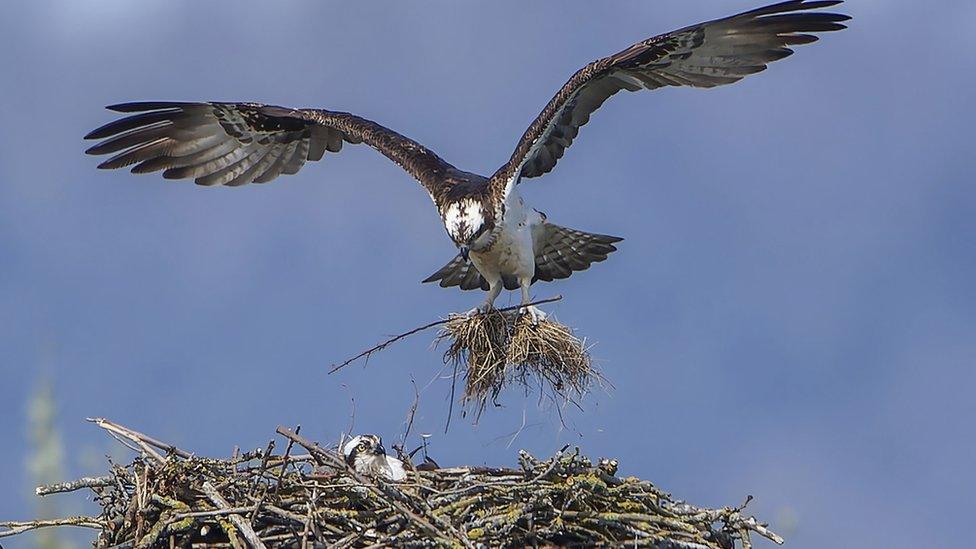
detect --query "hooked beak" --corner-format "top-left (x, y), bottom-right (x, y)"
top-left (460, 246), bottom-right (470, 262)
top-left (374, 444), bottom-right (387, 456)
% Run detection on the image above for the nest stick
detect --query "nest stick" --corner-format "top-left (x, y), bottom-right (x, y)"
top-left (87, 417), bottom-right (192, 459)
top-left (202, 482), bottom-right (268, 549)
top-left (0, 517), bottom-right (105, 538)
top-left (329, 295), bottom-right (563, 374)
top-left (35, 475), bottom-right (114, 496)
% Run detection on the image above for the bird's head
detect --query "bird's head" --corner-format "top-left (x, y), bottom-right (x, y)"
top-left (443, 198), bottom-right (496, 259)
top-left (343, 434), bottom-right (386, 467)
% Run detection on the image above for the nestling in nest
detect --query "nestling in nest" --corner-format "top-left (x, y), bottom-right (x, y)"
top-left (2, 420), bottom-right (786, 548)
top-left (436, 309), bottom-right (597, 415)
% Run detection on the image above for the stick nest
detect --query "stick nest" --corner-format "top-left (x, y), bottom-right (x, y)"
top-left (436, 310), bottom-right (597, 416)
top-left (4, 421), bottom-right (784, 548)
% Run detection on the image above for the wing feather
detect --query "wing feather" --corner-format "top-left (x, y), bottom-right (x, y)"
top-left (493, 0), bottom-right (849, 185)
top-left (195, 147), bottom-right (264, 187)
top-left (156, 140), bottom-right (242, 179)
top-left (253, 141), bottom-right (297, 184)
top-left (225, 148), bottom-right (277, 187)
top-left (282, 138), bottom-right (310, 175)
top-left (97, 137), bottom-right (176, 169)
top-left (86, 102), bottom-right (458, 196)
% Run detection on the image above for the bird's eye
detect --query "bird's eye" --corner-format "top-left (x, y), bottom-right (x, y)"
top-left (358, 442), bottom-right (368, 450)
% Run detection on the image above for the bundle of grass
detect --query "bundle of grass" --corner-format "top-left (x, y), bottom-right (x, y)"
top-left (437, 306), bottom-right (596, 415)
top-left (328, 296), bottom-right (598, 417)
top-left (2, 418), bottom-right (785, 548)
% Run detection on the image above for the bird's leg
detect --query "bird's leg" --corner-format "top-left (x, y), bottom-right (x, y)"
top-left (466, 278), bottom-right (503, 317)
top-left (518, 278), bottom-right (547, 324)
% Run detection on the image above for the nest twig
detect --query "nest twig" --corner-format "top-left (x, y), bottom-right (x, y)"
top-left (1, 419), bottom-right (784, 548)
top-left (437, 310), bottom-right (599, 417)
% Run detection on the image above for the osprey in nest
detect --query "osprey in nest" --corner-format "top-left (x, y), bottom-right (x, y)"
top-left (86, 1), bottom-right (848, 322)
top-left (342, 434), bottom-right (407, 481)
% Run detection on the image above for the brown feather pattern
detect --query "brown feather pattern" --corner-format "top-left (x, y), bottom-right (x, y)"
top-left (491, 0), bottom-right (849, 188)
top-left (85, 102), bottom-right (459, 198)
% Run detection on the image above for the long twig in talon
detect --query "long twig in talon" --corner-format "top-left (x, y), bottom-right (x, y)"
top-left (329, 295), bottom-right (563, 374)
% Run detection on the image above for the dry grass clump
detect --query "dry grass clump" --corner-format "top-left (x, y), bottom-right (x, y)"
top-left (436, 309), bottom-right (597, 415)
top-left (2, 419), bottom-right (785, 548)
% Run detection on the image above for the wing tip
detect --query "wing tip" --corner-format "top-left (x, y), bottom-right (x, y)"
top-left (804, 0), bottom-right (845, 8)
top-left (106, 101), bottom-right (188, 113)
top-left (750, 0), bottom-right (850, 20)
top-left (95, 158), bottom-right (127, 170)
top-left (592, 234), bottom-right (625, 245)
top-left (84, 125), bottom-right (117, 141)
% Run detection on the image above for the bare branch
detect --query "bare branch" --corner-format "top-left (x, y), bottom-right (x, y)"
top-left (87, 417), bottom-right (192, 460)
top-left (35, 476), bottom-right (114, 496)
top-left (0, 517), bottom-right (104, 538)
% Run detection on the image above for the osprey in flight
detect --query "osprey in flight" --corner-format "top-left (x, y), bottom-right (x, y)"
top-left (85, 1), bottom-right (848, 322)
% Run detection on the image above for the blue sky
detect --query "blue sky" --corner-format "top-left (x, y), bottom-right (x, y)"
top-left (1, 1), bottom-right (973, 547)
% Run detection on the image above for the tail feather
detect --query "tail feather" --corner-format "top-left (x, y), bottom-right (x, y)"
top-left (421, 254), bottom-right (488, 291)
top-left (533, 224), bottom-right (622, 283)
top-left (422, 223), bottom-right (622, 291)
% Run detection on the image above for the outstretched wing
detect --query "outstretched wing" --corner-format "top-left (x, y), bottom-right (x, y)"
top-left (85, 102), bottom-right (457, 197)
top-left (494, 0), bottom-right (849, 184)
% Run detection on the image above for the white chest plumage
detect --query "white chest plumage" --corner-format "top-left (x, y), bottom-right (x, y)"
top-left (353, 453), bottom-right (407, 481)
top-left (470, 187), bottom-right (543, 283)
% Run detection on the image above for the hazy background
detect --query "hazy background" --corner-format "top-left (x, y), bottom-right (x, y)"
top-left (1, 1), bottom-right (973, 547)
